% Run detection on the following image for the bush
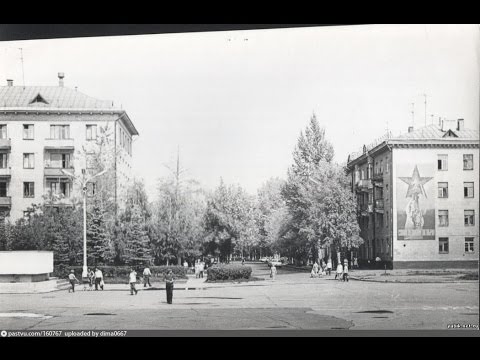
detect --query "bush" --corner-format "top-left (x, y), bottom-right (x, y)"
top-left (52, 265), bottom-right (187, 280)
top-left (207, 264), bottom-right (252, 281)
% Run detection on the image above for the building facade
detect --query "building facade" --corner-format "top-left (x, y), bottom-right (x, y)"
top-left (0, 74), bottom-right (138, 223)
top-left (347, 119), bottom-right (479, 269)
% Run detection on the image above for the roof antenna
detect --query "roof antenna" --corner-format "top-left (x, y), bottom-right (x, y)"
top-left (19, 48), bottom-right (25, 89)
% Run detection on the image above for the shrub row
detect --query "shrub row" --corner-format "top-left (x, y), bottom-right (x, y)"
top-left (207, 265), bottom-right (252, 281)
top-left (52, 265), bottom-right (187, 279)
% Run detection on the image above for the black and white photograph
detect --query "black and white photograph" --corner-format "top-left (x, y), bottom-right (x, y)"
top-left (0, 24), bottom-right (478, 337)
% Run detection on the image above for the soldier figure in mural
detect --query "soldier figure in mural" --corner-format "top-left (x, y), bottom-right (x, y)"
top-left (400, 165), bottom-right (433, 231)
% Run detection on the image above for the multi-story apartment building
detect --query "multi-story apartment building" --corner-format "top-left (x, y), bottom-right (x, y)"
top-left (0, 74), bottom-right (138, 222)
top-left (346, 119), bottom-right (479, 269)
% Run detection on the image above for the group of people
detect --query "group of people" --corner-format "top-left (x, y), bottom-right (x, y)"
top-left (310, 258), bottom-right (357, 282)
top-left (68, 266), bottom-right (176, 304)
top-left (183, 260), bottom-right (206, 278)
top-left (68, 267), bottom-right (104, 293)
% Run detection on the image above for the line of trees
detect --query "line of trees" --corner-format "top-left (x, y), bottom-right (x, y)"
top-left (0, 114), bottom-right (362, 267)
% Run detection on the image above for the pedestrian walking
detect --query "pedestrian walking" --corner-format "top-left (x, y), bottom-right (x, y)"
top-left (94, 267), bottom-right (104, 290)
top-left (353, 257), bottom-right (358, 269)
top-left (143, 266), bottom-right (152, 287)
top-left (68, 270), bottom-right (79, 293)
top-left (164, 269), bottom-right (175, 304)
top-left (87, 268), bottom-right (94, 291)
top-left (129, 268), bottom-right (138, 295)
top-left (335, 262), bottom-right (343, 280)
top-left (194, 261), bottom-right (200, 279)
top-left (343, 263), bottom-right (349, 282)
top-left (199, 261), bottom-right (205, 278)
top-left (183, 260), bottom-right (189, 274)
top-left (310, 262), bottom-right (319, 278)
top-left (326, 258), bottom-right (332, 276)
top-left (270, 264), bottom-right (277, 280)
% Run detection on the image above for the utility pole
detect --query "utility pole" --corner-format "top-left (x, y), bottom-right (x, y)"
top-left (423, 93), bottom-right (427, 126)
top-left (19, 48), bottom-right (25, 89)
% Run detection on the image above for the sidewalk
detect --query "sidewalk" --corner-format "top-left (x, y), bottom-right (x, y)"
top-left (348, 269), bottom-right (478, 283)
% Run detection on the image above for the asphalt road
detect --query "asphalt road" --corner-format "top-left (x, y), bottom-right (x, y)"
top-left (0, 262), bottom-right (478, 331)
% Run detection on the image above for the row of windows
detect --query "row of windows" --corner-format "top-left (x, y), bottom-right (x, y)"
top-left (0, 124), bottom-right (99, 141)
top-left (438, 182), bottom-right (474, 198)
top-left (438, 154), bottom-right (474, 171)
top-left (439, 237), bottom-right (475, 254)
top-left (0, 181), bottom-right (96, 198)
top-left (438, 210), bottom-right (475, 227)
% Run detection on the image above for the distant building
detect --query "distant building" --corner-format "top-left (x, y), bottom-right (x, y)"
top-left (346, 119), bottom-right (479, 268)
top-left (0, 74), bottom-right (138, 223)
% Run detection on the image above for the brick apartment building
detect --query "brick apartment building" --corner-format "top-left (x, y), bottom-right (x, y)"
top-left (346, 119), bottom-right (479, 269)
top-left (0, 74), bottom-right (138, 223)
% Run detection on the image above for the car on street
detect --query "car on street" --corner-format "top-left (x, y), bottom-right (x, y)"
top-left (268, 259), bottom-right (284, 267)
top-left (259, 257), bottom-right (269, 262)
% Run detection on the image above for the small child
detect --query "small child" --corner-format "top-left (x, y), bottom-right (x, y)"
top-left (68, 270), bottom-right (79, 293)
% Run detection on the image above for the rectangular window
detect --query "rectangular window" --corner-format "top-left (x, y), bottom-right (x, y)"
top-left (23, 124), bottom-right (34, 139)
top-left (438, 155), bottom-right (448, 170)
top-left (438, 182), bottom-right (448, 198)
top-left (464, 182), bottom-right (474, 198)
top-left (0, 153), bottom-right (7, 169)
top-left (23, 182), bottom-right (34, 198)
top-left (463, 154), bottom-right (473, 170)
top-left (439, 238), bottom-right (449, 254)
top-left (87, 182), bottom-right (96, 197)
top-left (47, 180), bottom-right (71, 198)
top-left (464, 210), bottom-right (475, 226)
top-left (86, 125), bottom-right (97, 140)
top-left (48, 153), bottom-right (71, 168)
top-left (23, 153), bottom-right (34, 169)
top-left (465, 238), bottom-right (474, 253)
top-left (0, 182), bottom-right (6, 197)
top-left (386, 158), bottom-right (389, 174)
top-left (50, 125), bottom-right (70, 139)
top-left (0, 125), bottom-right (6, 139)
top-left (438, 210), bottom-right (449, 227)
top-left (386, 211), bottom-right (389, 228)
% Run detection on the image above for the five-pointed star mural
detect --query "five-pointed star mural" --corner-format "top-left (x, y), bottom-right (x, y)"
top-left (399, 165), bottom-right (433, 198)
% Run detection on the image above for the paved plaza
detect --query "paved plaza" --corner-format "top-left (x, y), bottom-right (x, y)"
top-left (0, 263), bottom-right (478, 331)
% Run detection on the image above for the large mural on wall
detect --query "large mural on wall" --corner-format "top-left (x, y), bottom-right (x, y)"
top-left (396, 163), bottom-right (435, 240)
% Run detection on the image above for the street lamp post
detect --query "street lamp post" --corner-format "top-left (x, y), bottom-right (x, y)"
top-left (62, 168), bottom-right (107, 278)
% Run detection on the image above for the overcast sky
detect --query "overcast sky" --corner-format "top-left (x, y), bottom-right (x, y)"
top-left (1, 24), bottom-right (479, 198)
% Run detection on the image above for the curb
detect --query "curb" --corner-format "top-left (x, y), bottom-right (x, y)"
top-left (348, 276), bottom-right (478, 284)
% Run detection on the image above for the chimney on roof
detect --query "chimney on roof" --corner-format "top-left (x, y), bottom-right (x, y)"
top-left (6, 79), bottom-right (13, 87)
top-left (408, 126), bottom-right (414, 133)
top-left (58, 72), bottom-right (65, 87)
top-left (457, 119), bottom-right (464, 131)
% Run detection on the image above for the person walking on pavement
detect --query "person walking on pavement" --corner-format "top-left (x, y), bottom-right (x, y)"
top-left (129, 268), bottom-right (138, 295)
top-left (194, 260), bottom-right (200, 279)
top-left (164, 269), bottom-right (175, 304)
top-left (143, 266), bottom-right (152, 287)
top-left (183, 260), bottom-right (189, 274)
top-left (335, 262), bottom-right (343, 281)
top-left (326, 258), bottom-right (332, 276)
top-left (87, 268), bottom-right (95, 291)
top-left (270, 263), bottom-right (277, 280)
top-left (311, 262), bottom-right (319, 278)
top-left (199, 261), bottom-right (205, 278)
top-left (343, 261), bottom-right (349, 282)
top-left (68, 270), bottom-right (79, 293)
top-left (94, 267), bottom-right (104, 290)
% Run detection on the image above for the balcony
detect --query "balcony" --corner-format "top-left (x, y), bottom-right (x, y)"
top-left (0, 196), bottom-right (12, 207)
top-left (44, 138), bottom-right (74, 150)
top-left (372, 172), bottom-right (384, 181)
top-left (44, 167), bottom-right (75, 177)
top-left (356, 179), bottom-right (372, 191)
top-left (0, 139), bottom-right (11, 150)
top-left (375, 199), bottom-right (384, 213)
top-left (0, 167), bottom-right (11, 177)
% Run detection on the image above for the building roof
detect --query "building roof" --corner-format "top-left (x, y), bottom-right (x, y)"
top-left (0, 85), bottom-right (117, 109)
top-left (393, 124), bottom-right (479, 140)
top-left (0, 85), bottom-right (139, 136)
top-left (347, 122), bottom-right (479, 166)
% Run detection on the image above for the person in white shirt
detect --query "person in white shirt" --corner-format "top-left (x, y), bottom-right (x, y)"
top-left (335, 263), bottom-right (343, 281)
top-left (129, 268), bottom-right (138, 295)
top-left (199, 262), bottom-right (205, 278)
top-left (68, 270), bottom-right (79, 293)
top-left (94, 268), bottom-right (104, 290)
top-left (143, 266), bottom-right (152, 287)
